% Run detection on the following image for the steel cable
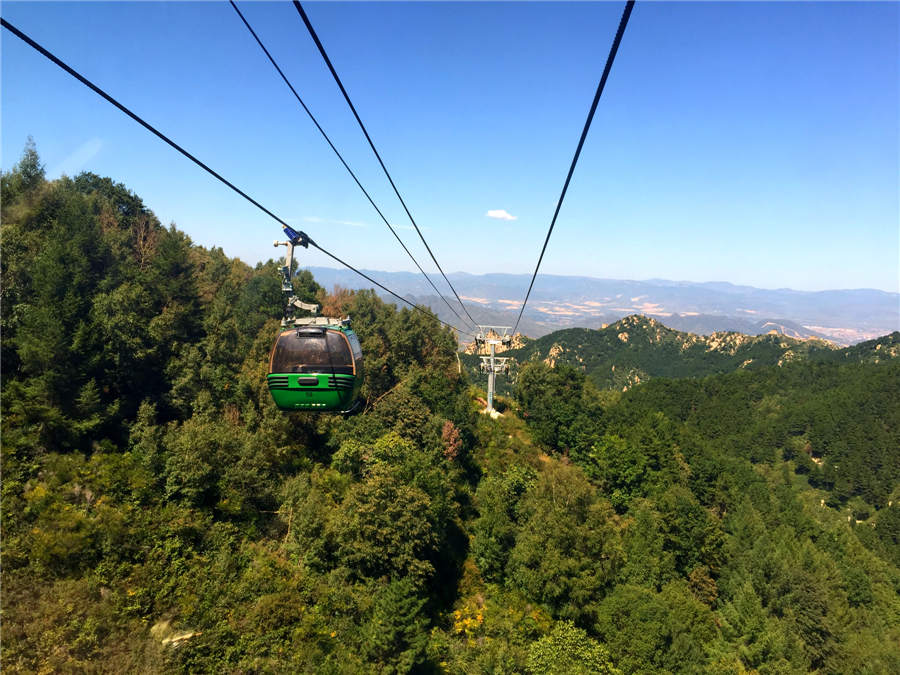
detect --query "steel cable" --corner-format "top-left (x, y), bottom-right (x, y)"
top-left (513, 0), bottom-right (635, 334)
top-left (293, 1), bottom-right (480, 329)
top-left (229, 1), bottom-right (475, 332)
top-left (0, 17), bottom-right (474, 339)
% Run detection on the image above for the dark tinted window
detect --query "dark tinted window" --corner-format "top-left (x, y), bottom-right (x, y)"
top-left (270, 330), bottom-right (353, 374)
top-left (347, 331), bottom-right (363, 360)
top-left (326, 331), bottom-right (353, 367)
top-left (347, 331), bottom-right (364, 379)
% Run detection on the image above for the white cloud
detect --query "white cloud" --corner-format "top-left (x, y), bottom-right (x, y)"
top-left (486, 209), bottom-right (517, 221)
top-left (50, 138), bottom-right (103, 177)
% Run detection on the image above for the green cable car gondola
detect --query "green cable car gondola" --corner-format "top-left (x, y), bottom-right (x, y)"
top-left (267, 227), bottom-right (364, 413)
top-left (267, 320), bottom-right (363, 412)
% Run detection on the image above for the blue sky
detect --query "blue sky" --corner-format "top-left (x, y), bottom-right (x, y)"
top-left (2, 1), bottom-right (898, 292)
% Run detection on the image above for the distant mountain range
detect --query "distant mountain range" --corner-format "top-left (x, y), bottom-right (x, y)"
top-left (459, 315), bottom-right (900, 394)
top-left (308, 267), bottom-right (899, 345)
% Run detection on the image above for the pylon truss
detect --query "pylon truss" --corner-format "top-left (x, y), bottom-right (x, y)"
top-left (480, 356), bottom-right (510, 374)
top-left (475, 325), bottom-right (512, 413)
top-left (475, 325), bottom-right (512, 348)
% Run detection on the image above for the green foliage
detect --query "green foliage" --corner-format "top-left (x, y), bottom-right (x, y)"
top-left (471, 465), bottom-right (535, 581)
top-left (1, 136), bottom-right (44, 204)
top-left (463, 316), bottom-right (898, 397)
top-left (506, 462), bottom-right (622, 624)
top-left (1, 151), bottom-right (472, 672)
top-left (360, 577), bottom-right (429, 672)
top-left (595, 582), bottom-right (718, 674)
top-left (515, 360), bottom-right (605, 454)
top-left (526, 621), bottom-right (620, 674)
top-left (3, 151), bottom-right (899, 673)
top-left (508, 326), bottom-right (900, 672)
top-left (428, 586), bottom-right (549, 673)
top-left (334, 465), bottom-right (438, 584)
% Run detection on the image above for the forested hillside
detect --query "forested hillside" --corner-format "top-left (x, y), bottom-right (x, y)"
top-left (460, 315), bottom-right (899, 394)
top-left (3, 146), bottom-right (899, 673)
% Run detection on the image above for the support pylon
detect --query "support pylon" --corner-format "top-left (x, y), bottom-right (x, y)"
top-left (475, 326), bottom-right (512, 413)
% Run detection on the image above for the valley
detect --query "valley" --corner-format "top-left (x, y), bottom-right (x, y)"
top-left (306, 267), bottom-right (899, 345)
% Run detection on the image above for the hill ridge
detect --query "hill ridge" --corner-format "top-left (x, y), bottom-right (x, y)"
top-left (461, 314), bottom-right (899, 392)
top-left (306, 266), bottom-right (899, 344)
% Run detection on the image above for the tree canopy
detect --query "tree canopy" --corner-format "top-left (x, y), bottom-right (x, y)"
top-left (3, 142), bottom-right (899, 673)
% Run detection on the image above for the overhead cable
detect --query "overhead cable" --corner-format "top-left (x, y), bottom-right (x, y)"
top-left (229, 1), bottom-right (475, 332)
top-left (293, 1), bottom-right (480, 329)
top-left (513, 0), bottom-right (635, 334)
top-left (0, 17), bottom-right (474, 339)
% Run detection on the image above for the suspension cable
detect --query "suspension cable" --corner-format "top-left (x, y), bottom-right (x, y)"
top-left (229, 1), bottom-right (475, 332)
top-left (513, 0), bottom-right (635, 335)
top-left (293, 1), bottom-right (480, 329)
top-left (0, 17), bottom-right (474, 339)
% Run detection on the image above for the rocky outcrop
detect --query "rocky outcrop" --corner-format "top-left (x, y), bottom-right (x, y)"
top-left (463, 330), bottom-right (528, 355)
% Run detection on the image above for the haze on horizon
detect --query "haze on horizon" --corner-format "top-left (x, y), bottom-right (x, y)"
top-left (2, 1), bottom-right (897, 293)
top-left (302, 265), bottom-right (900, 296)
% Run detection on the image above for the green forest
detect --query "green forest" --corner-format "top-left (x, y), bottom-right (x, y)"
top-left (3, 143), bottom-right (899, 673)
top-left (459, 317), bottom-right (900, 396)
